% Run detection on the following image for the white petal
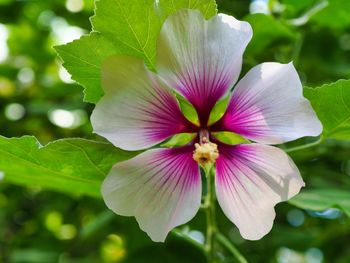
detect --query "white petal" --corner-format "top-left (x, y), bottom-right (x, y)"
top-left (157, 10), bottom-right (252, 124)
top-left (215, 143), bottom-right (304, 240)
top-left (91, 56), bottom-right (194, 151)
top-left (213, 62), bottom-right (323, 143)
top-left (102, 146), bottom-right (201, 242)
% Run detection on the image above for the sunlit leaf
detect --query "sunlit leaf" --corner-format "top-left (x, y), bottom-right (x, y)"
top-left (91, 0), bottom-right (161, 70)
top-left (304, 79), bottom-right (350, 140)
top-left (0, 136), bottom-right (137, 197)
top-left (55, 33), bottom-right (116, 104)
top-left (158, 0), bottom-right (217, 19)
top-left (289, 188), bottom-right (350, 217)
top-left (56, 0), bottom-right (217, 104)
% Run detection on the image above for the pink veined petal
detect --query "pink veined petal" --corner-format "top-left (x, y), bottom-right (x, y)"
top-left (101, 146), bottom-right (201, 242)
top-left (157, 10), bottom-right (252, 125)
top-left (91, 56), bottom-right (196, 151)
top-left (215, 143), bottom-right (304, 240)
top-left (212, 62), bottom-right (323, 143)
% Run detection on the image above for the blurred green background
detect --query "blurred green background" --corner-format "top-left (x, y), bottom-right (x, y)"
top-left (0, 0), bottom-right (350, 262)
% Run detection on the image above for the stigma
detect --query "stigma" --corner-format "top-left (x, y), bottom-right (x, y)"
top-left (193, 137), bottom-right (219, 166)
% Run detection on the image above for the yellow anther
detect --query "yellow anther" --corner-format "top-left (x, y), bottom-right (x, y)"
top-left (193, 141), bottom-right (219, 166)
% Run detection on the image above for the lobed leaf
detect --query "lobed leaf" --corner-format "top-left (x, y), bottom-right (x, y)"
top-left (0, 136), bottom-right (137, 198)
top-left (55, 33), bottom-right (116, 103)
top-left (304, 79), bottom-right (350, 140)
top-left (56, 0), bottom-right (217, 104)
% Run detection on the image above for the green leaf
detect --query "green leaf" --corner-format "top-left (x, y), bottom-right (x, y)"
top-left (56, 0), bottom-right (217, 104)
top-left (304, 79), bottom-right (350, 140)
top-left (244, 13), bottom-right (295, 57)
top-left (311, 0), bottom-right (350, 29)
top-left (0, 136), bottom-right (137, 198)
top-left (91, 0), bottom-right (160, 69)
top-left (55, 33), bottom-right (116, 104)
top-left (289, 189), bottom-right (350, 217)
top-left (158, 0), bottom-right (217, 19)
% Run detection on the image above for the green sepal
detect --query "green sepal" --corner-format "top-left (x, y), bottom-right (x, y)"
top-left (208, 95), bottom-right (230, 126)
top-left (211, 131), bottom-right (250, 145)
top-left (161, 133), bottom-right (197, 147)
top-left (174, 92), bottom-right (200, 126)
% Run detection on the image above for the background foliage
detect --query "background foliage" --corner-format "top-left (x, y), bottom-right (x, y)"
top-left (0, 0), bottom-right (350, 262)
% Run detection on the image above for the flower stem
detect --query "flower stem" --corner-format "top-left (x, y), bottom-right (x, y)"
top-left (216, 233), bottom-right (249, 263)
top-left (285, 137), bottom-right (323, 153)
top-left (203, 167), bottom-right (249, 263)
top-left (204, 166), bottom-right (217, 262)
top-left (287, 0), bottom-right (328, 26)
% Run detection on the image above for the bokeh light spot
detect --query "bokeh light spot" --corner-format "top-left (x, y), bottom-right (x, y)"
top-left (249, 0), bottom-right (270, 14)
top-left (49, 109), bottom-right (87, 129)
top-left (37, 10), bottom-right (55, 28)
top-left (277, 247), bottom-right (304, 263)
top-left (0, 23), bottom-right (9, 62)
top-left (0, 77), bottom-right (15, 97)
top-left (287, 209), bottom-right (305, 227)
top-left (45, 211), bottom-right (63, 233)
top-left (57, 224), bottom-right (77, 240)
top-left (5, 103), bottom-right (26, 121)
top-left (101, 234), bottom-right (126, 262)
top-left (50, 17), bottom-right (85, 44)
top-left (66, 0), bottom-right (84, 13)
top-left (0, 171), bottom-right (5, 180)
top-left (17, 67), bottom-right (35, 84)
top-left (49, 109), bottom-right (75, 128)
top-left (306, 248), bottom-right (323, 263)
top-left (59, 65), bottom-right (74, 84)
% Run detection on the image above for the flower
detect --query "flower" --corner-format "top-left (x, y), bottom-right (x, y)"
top-left (91, 9), bottom-right (322, 242)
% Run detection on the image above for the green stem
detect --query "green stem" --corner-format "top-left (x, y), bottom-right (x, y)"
top-left (285, 137), bottom-right (323, 153)
top-left (287, 0), bottom-right (329, 26)
top-left (172, 229), bottom-right (206, 252)
top-left (202, 166), bottom-right (249, 263)
top-left (216, 233), bottom-right (249, 263)
top-left (204, 166), bottom-right (217, 262)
